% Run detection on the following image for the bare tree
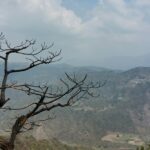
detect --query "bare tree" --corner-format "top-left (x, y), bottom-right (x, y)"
top-left (0, 33), bottom-right (102, 150)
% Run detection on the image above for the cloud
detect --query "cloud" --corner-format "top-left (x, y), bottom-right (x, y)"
top-left (87, 0), bottom-right (148, 33)
top-left (1, 0), bottom-right (149, 37)
top-left (19, 0), bottom-right (83, 33)
top-left (0, 0), bottom-right (150, 69)
top-left (136, 0), bottom-right (150, 6)
top-left (0, 0), bottom-right (83, 34)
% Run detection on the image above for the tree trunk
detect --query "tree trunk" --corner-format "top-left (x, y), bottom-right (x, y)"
top-left (0, 140), bottom-right (14, 150)
top-left (0, 116), bottom-right (27, 150)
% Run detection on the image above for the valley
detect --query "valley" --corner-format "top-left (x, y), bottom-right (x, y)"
top-left (0, 64), bottom-right (150, 149)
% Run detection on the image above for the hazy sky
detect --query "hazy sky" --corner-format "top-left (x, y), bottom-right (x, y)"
top-left (0, 0), bottom-right (150, 69)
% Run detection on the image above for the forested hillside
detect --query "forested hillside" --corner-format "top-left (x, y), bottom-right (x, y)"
top-left (0, 63), bottom-right (150, 149)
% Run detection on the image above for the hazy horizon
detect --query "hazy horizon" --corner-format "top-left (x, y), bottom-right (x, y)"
top-left (1, 60), bottom-right (150, 71)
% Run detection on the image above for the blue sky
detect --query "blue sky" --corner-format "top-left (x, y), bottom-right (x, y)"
top-left (0, 0), bottom-right (150, 69)
top-left (62, 0), bottom-right (99, 18)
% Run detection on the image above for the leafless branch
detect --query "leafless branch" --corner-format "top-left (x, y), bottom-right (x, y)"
top-left (0, 33), bottom-right (103, 150)
top-left (0, 36), bottom-right (61, 108)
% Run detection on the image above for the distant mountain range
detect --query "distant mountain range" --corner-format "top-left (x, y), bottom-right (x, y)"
top-left (0, 63), bottom-right (150, 149)
top-left (101, 54), bottom-right (150, 69)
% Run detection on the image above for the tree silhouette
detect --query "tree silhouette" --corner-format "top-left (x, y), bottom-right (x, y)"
top-left (0, 33), bottom-right (102, 150)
